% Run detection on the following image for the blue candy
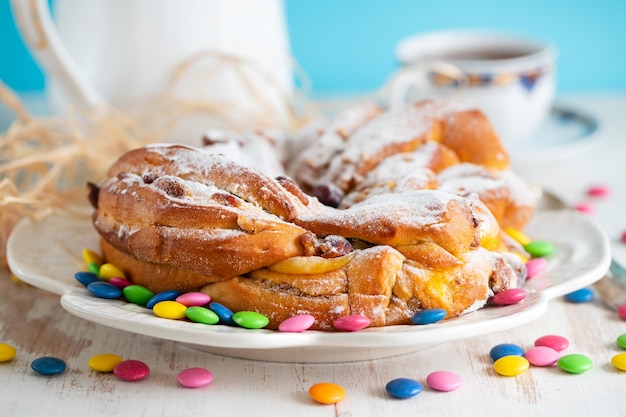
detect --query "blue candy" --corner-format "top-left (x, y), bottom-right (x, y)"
top-left (412, 308), bottom-right (447, 325)
top-left (208, 302), bottom-right (236, 326)
top-left (489, 343), bottom-right (525, 362)
top-left (146, 290), bottom-right (181, 309)
top-left (385, 378), bottom-right (423, 399)
top-left (87, 281), bottom-right (122, 299)
top-left (74, 271), bottom-right (100, 287)
top-left (31, 356), bottom-right (66, 376)
top-left (564, 288), bottom-right (594, 303)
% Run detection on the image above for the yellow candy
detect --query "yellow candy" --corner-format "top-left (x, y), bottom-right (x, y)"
top-left (0, 343), bottom-right (17, 362)
top-left (88, 353), bottom-right (124, 372)
top-left (82, 249), bottom-right (103, 266)
top-left (505, 228), bottom-right (531, 246)
top-left (153, 301), bottom-right (188, 320)
top-left (308, 382), bottom-right (347, 404)
top-left (512, 252), bottom-right (529, 264)
top-left (99, 263), bottom-right (126, 280)
top-left (493, 355), bottom-right (529, 376)
top-left (611, 352), bottom-right (626, 371)
top-left (10, 274), bottom-right (23, 285)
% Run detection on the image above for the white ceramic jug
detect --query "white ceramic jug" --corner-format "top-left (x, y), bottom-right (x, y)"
top-left (11, 0), bottom-right (293, 116)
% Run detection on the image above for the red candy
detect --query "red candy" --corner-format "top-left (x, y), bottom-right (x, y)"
top-left (113, 359), bottom-right (150, 381)
top-left (587, 184), bottom-right (610, 197)
top-left (621, 231), bottom-right (626, 244)
top-left (534, 334), bottom-right (569, 352)
top-left (618, 303), bottom-right (626, 320)
top-left (492, 288), bottom-right (527, 305)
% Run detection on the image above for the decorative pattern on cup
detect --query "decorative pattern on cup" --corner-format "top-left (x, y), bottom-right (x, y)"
top-left (430, 66), bottom-right (551, 92)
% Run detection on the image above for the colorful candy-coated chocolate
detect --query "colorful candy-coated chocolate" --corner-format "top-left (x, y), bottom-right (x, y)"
top-left (492, 288), bottom-right (526, 305)
top-left (505, 228), bottom-right (531, 246)
top-left (74, 271), bottom-right (100, 287)
top-left (333, 315), bottom-right (371, 332)
top-left (0, 343), bottom-right (16, 362)
top-left (122, 285), bottom-right (154, 306)
top-left (557, 353), bottom-right (593, 374)
top-left (611, 353), bottom-right (626, 371)
top-left (208, 302), bottom-right (236, 326)
top-left (185, 306), bottom-right (220, 325)
top-left (99, 263), bottom-right (126, 280)
top-left (177, 367), bottom-right (214, 388)
top-left (587, 184), bottom-right (610, 197)
top-left (525, 258), bottom-right (548, 279)
top-left (82, 248), bottom-right (103, 266)
top-left (278, 314), bottom-right (316, 332)
top-left (31, 356), bottom-right (67, 375)
top-left (493, 355), bottom-right (529, 376)
top-left (489, 343), bottom-right (525, 362)
top-left (524, 346), bottom-right (560, 366)
top-left (108, 277), bottom-right (133, 289)
top-left (574, 203), bottom-right (594, 214)
top-left (535, 334), bottom-right (569, 352)
top-left (426, 371), bottom-right (463, 392)
top-left (87, 262), bottom-right (101, 275)
top-left (616, 334), bottom-right (626, 350)
top-left (618, 303), bottom-right (626, 320)
top-left (113, 360), bottom-right (150, 381)
top-left (146, 290), bottom-right (181, 309)
top-left (87, 281), bottom-right (122, 299)
top-left (564, 287), bottom-right (594, 303)
top-left (622, 231), bottom-right (626, 244)
top-left (153, 301), bottom-right (188, 320)
top-left (523, 241), bottom-right (555, 258)
top-left (176, 292), bottom-right (211, 307)
top-left (88, 353), bottom-right (124, 372)
top-left (385, 377), bottom-right (423, 399)
top-left (308, 382), bottom-right (346, 404)
top-left (412, 308), bottom-right (447, 325)
top-left (232, 311), bottom-right (270, 329)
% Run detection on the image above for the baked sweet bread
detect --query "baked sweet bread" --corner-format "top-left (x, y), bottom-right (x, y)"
top-left (88, 99), bottom-right (535, 330)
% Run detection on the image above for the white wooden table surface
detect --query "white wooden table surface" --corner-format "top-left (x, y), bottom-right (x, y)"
top-left (1, 94), bottom-right (626, 417)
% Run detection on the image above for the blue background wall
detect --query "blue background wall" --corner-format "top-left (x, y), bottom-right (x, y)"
top-left (2, 0), bottom-right (626, 97)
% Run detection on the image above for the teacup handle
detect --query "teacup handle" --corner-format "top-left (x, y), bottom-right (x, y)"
top-left (385, 61), bottom-right (467, 109)
top-left (10, 0), bottom-right (105, 110)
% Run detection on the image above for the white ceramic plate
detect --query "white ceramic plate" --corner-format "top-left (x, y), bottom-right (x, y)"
top-left (509, 105), bottom-right (601, 161)
top-left (7, 209), bottom-right (611, 362)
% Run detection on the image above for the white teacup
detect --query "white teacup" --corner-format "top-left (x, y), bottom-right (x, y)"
top-left (388, 30), bottom-right (557, 146)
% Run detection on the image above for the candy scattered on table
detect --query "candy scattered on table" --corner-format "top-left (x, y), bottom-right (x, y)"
top-left (493, 355), bottom-right (529, 376)
top-left (534, 335), bottom-right (569, 352)
top-left (492, 288), bottom-right (527, 306)
top-left (616, 333), bottom-right (626, 349)
top-left (88, 353), bottom-right (124, 372)
top-left (557, 353), bottom-right (593, 374)
top-left (611, 353), bottom-right (626, 371)
top-left (232, 311), bottom-right (270, 329)
top-left (489, 343), bottom-right (525, 362)
top-left (308, 382), bottom-right (347, 404)
top-left (113, 359), bottom-right (150, 381)
top-left (333, 314), bottom-right (371, 332)
top-left (0, 343), bottom-right (16, 362)
top-left (621, 231), bottom-right (626, 244)
top-left (564, 287), bottom-right (594, 303)
top-left (524, 346), bottom-right (560, 367)
top-left (587, 184), bottom-right (610, 198)
top-left (426, 371), bottom-right (463, 392)
top-left (525, 258), bottom-right (548, 279)
top-left (31, 356), bottom-right (67, 376)
top-left (411, 308), bottom-right (447, 325)
top-left (177, 367), bottom-right (214, 388)
top-left (385, 377), bottom-right (423, 399)
top-left (574, 203), bottom-right (594, 215)
top-left (278, 314), bottom-right (316, 332)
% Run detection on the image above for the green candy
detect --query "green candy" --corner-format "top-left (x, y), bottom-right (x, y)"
top-left (617, 334), bottom-right (626, 350)
top-left (524, 241), bottom-right (555, 258)
top-left (185, 306), bottom-right (219, 325)
top-left (232, 311), bottom-right (269, 329)
top-left (87, 262), bottom-right (101, 275)
top-left (122, 285), bottom-right (154, 306)
top-left (557, 353), bottom-right (593, 374)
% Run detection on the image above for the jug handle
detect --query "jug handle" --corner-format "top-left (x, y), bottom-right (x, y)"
top-left (10, 0), bottom-right (105, 110)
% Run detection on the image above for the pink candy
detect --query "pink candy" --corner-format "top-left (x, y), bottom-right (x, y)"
top-left (177, 367), bottom-right (214, 388)
top-left (492, 288), bottom-right (527, 305)
top-left (109, 277), bottom-right (132, 289)
top-left (113, 359), bottom-right (150, 381)
top-left (333, 315), bottom-right (371, 332)
top-left (587, 184), bottom-right (610, 197)
top-left (426, 371), bottom-right (463, 392)
top-left (574, 203), bottom-right (594, 215)
top-left (526, 258), bottom-right (548, 279)
top-left (618, 303), bottom-right (626, 320)
top-left (621, 231), bottom-right (626, 244)
top-left (278, 314), bottom-right (316, 332)
top-left (525, 346), bottom-right (560, 366)
top-left (534, 334), bottom-right (569, 352)
top-left (176, 292), bottom-right (211, 307)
